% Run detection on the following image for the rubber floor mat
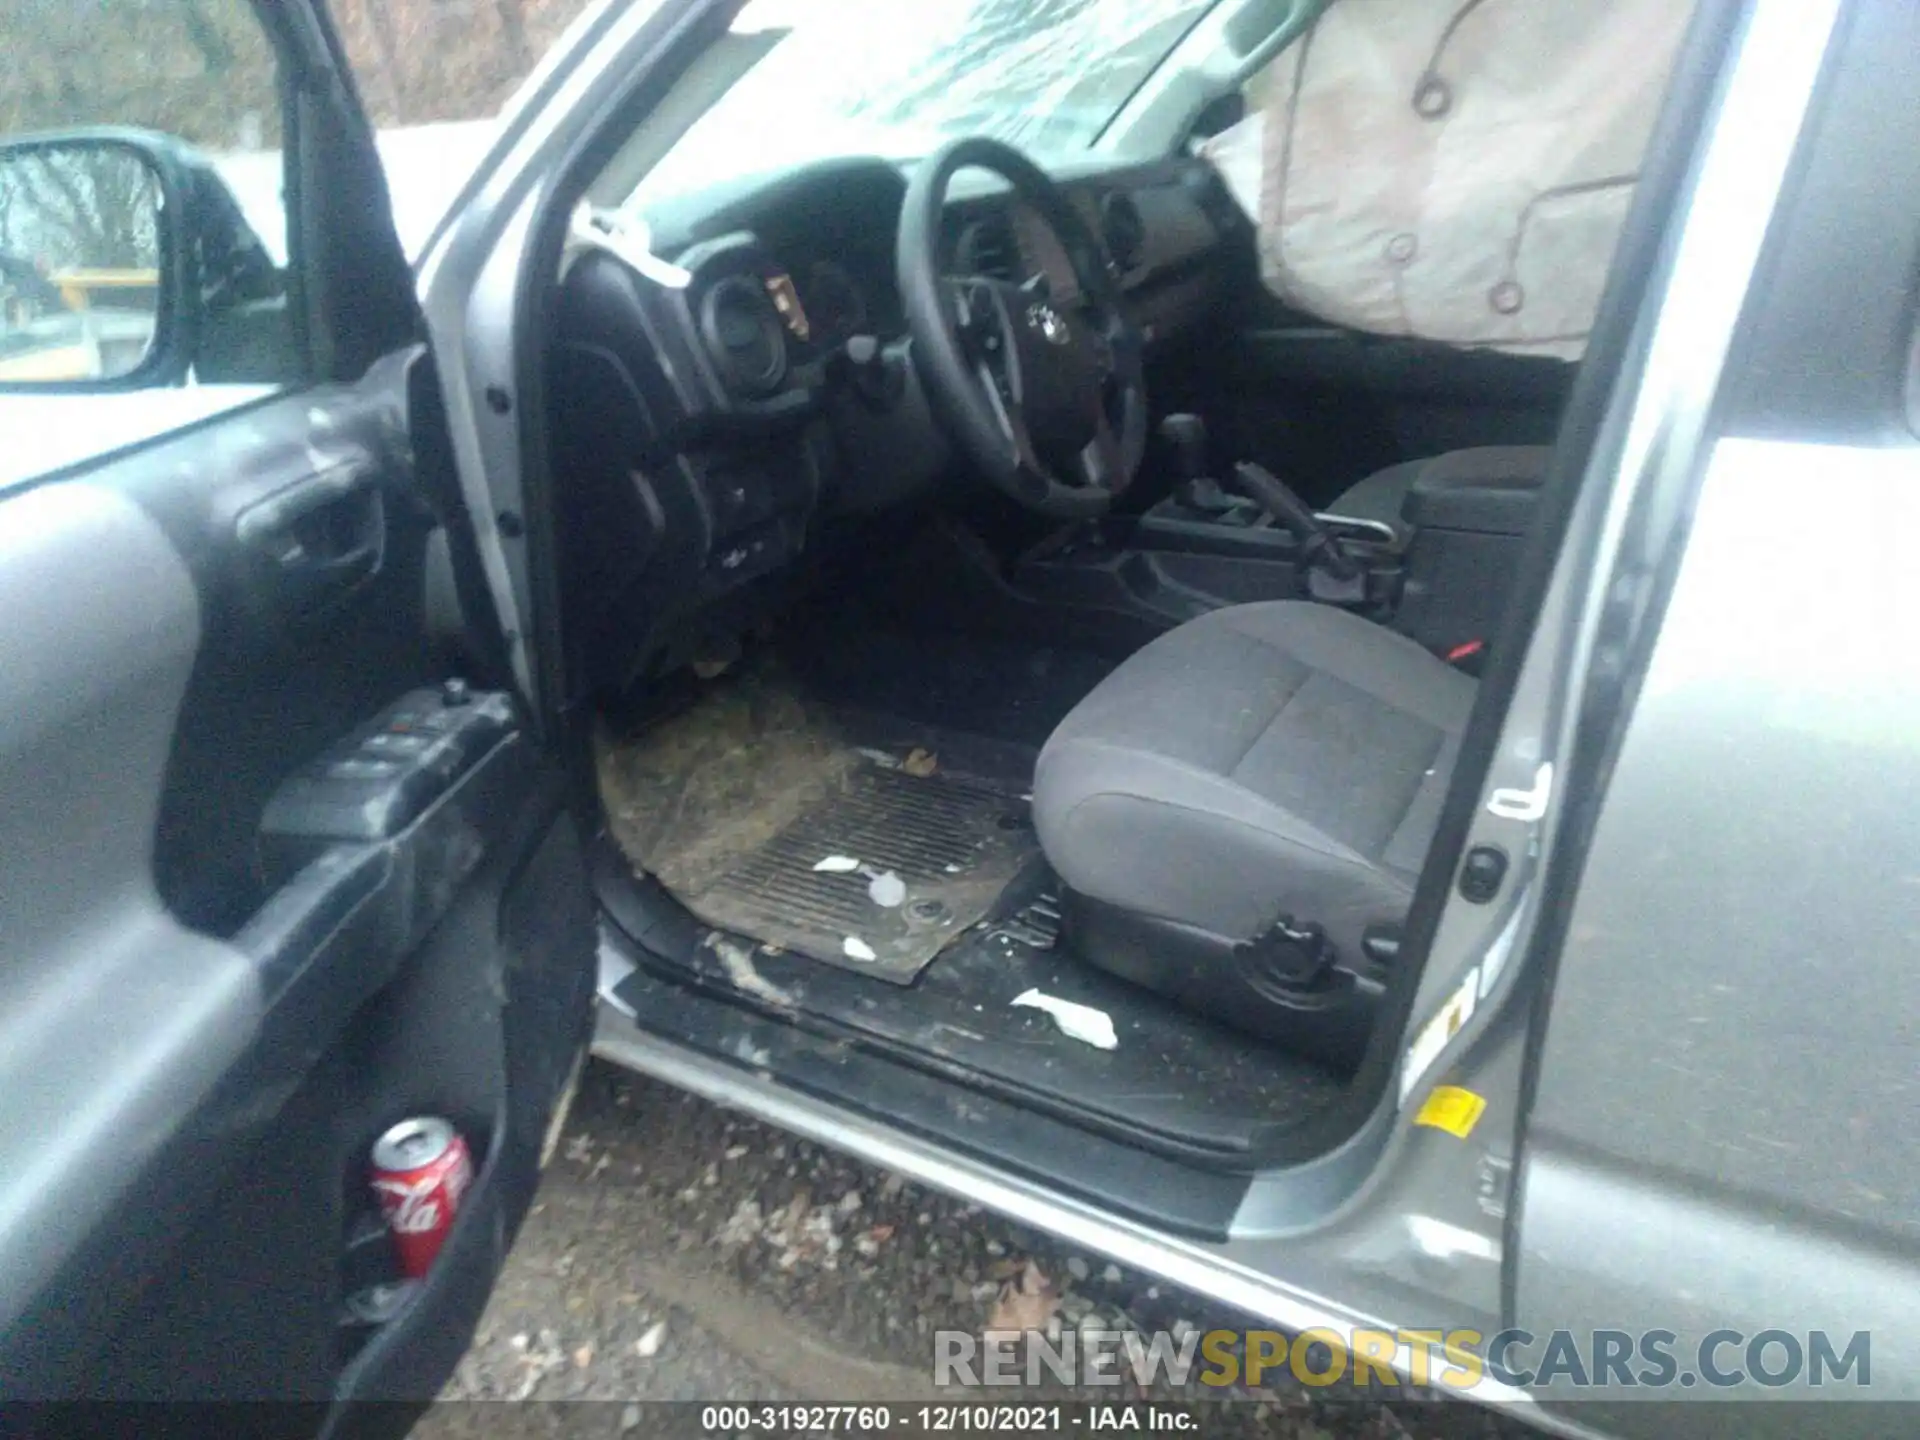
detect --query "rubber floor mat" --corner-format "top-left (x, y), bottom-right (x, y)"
top-left (693, 761), bottom-right (1036, 983)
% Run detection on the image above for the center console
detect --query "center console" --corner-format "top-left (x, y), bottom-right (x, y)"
top-left (1013, 415), bottom-right (1545, 665)
top-left (1391, 448), bottom-right (1546, 658)
top-left (1015, 414), bottom-right (1406, 632)
top-left (1135, 461), bottom-right (1404, 603)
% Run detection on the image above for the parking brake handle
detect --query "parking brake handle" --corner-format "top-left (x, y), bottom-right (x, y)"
top-left (1232, 461), bottom-right (1361, 583)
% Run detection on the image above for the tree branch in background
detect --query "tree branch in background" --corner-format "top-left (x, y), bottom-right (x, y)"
top-left (494, 0), bottom-right (531, 69)
top-left (360, 0), bottom-right (411, 124)
top-left (2, 151), bottom-right (157, 270)
top-left (177, 0), bottom-right (237, 74)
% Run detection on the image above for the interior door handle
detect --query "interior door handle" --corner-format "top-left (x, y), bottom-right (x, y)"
top-left (236, 465), bottom-right (387, 610)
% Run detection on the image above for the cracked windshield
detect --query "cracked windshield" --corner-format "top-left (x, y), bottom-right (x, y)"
top-left (631, 0), bottom-right (1218, 206)
top-left (0, 0), bottom-right (1207, 473)
top-left (3, 0), bottom-right (1210, 264)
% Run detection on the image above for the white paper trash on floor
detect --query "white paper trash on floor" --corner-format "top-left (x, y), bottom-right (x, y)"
top-left (1011, 989), bottom-right (1118, 1050)
top-left (865, 870), bottom-right (907, 908)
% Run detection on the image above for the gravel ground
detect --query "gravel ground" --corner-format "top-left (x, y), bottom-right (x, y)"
top-left (411, 1061), bottom-right (1535, 1439)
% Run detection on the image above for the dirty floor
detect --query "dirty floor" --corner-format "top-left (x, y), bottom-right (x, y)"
top-left (596, 669), bottom-right (1039, 984)
top-left (410, 1062), bottom-right (1535, 1439)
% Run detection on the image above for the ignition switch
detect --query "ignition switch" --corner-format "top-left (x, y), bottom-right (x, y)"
top-left (1458, 845), bottom-right (1509, 903)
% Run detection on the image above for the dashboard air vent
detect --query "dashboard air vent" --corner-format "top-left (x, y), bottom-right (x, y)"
top-left (954, 216), bottom-right (1019, 281)
top-left (699, 275), bottom-right (787, 398)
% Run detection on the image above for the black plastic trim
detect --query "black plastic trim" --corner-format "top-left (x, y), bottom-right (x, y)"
top-left (593, 837), bottom-right (1355, 1171)
top-left (604, 934), bottom-right (1247, 1242)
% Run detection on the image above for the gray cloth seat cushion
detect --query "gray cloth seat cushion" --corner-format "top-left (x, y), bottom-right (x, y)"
top-left (1328, 445), bottom-right (1552, 542)
top-left (1033, 602), bottom-right (1475, 966)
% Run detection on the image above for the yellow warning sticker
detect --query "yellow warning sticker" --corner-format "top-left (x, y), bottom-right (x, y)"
top-left (1415, 1085), bottom-right (1488, 1139)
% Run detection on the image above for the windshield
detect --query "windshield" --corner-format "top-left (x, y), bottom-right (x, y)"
top-left (631, 0), bottom-right (1219, 208)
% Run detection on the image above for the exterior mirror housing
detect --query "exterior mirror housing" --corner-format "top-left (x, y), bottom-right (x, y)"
top-left (0, 127), bottom-right (291, 391)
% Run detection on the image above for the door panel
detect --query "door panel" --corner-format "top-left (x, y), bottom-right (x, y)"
top-left (0, 379), bottom-right (595, 1414)
top-left (0, 0), bottom-right (597, 1417)
top-left (1515, 4), bottom-right (1920, 1430)
top-left (0, 482), bottom-right (261, 1356)
top-left (137, 357), bottom-right (436, 932)
top-left (1515, 438), bottom-right (1920, 1432)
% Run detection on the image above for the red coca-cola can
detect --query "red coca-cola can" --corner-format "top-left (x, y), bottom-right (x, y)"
top-left (370, 1116), bottom-right (473, 1279)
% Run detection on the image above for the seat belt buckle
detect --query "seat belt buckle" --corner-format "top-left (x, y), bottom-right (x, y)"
top-left (1236, 914), bottom-right (1336, 993)
top-left (1443, 638), bottom-right (1486, 675)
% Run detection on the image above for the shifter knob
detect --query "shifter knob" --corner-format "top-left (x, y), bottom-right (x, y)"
top-left (1158, 413), bottom-right (1209, 485)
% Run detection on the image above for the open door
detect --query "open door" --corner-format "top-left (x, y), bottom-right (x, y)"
top-left (0, 1), bottom-right (595, 1430)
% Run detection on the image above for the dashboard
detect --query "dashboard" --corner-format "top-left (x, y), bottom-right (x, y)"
top-left (673, 230), bottom-right (899, 402)
top-left (665, 161), bottom-right (911, 405)
top-left (551, 151), bottom-right (1244, 689)
top-left (609, 152), bottom-right (1238, 423)
top-left (760, 239), bottom-right (900, 359)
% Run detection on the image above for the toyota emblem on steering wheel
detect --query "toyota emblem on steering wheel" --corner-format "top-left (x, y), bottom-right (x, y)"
top-left (1027, 303), bottom-right (1070, 345)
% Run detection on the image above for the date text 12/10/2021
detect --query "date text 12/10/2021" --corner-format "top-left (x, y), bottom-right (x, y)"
top-left (698, 1405), bottom-right (1196, 1432)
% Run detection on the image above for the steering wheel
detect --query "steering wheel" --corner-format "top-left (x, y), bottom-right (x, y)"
top-left (898, 138), bottom-right (1148, 519)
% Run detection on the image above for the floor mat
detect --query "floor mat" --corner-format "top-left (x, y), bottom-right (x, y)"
top-left (692, 762), bottom-right (1034, 982)
top-left (598, 673), bottom-right (1037, 983)
top-left (597, 653), bottom-right (1348, 1160)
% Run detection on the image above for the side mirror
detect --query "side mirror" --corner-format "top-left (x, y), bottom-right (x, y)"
top-left (0, 128), bottom-right (290, 391)
top-left (0, 134), bottom-right (177, 387)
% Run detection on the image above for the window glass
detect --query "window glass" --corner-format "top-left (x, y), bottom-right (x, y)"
top-left (632, 0), bottom-right (1220, 209)
top-left (328, 0), bottom-right (602, 256)
top-left (2, 0), bottom-right (286, 258)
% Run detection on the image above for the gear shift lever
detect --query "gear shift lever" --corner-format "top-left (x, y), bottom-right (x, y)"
top-left (1160, 413), bottom-right (1207, 488)
top-left (1159, 413), bottom-right (1239, 515)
